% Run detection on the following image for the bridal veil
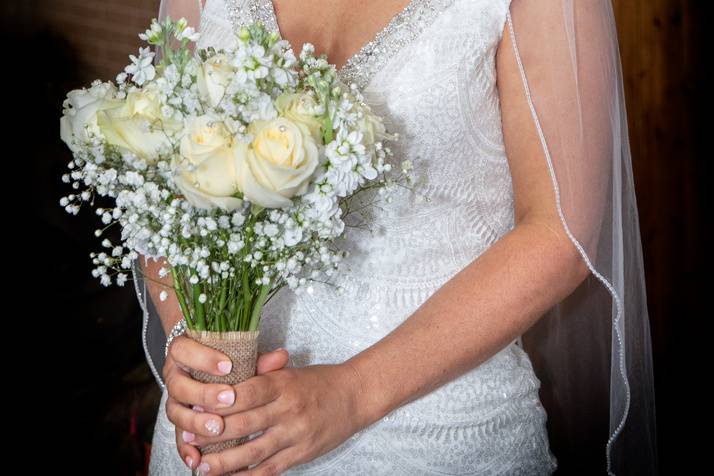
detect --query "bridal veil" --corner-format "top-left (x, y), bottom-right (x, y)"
top-left (133, 1), bottom-right (658, 474)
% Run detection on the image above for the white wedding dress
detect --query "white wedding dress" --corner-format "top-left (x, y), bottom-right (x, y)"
top-left (149, 0), bottom-right (559, 474)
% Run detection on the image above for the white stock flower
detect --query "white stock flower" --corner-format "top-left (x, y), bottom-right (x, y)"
top-left (177, 26), bottom-right (200, 42)
top-left (138, 19), bottom-right (163, 43)
top-left (324, 129), bottom-right (374, 195)
top-left (124, 47), bottom-right (156, 86)
top-left (233, 44), bottom-right (272, 81)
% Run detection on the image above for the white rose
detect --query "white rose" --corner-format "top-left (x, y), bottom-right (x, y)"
top-left (172, 115), bottom-right (244, 211)
top-left (96, 83), bottom-right (180, 161)
top-left (235, 117), bottom-right (320, 209)
top-left (357, 107), bottom-right (391, 145)
top-left (274, 92), bottom-right (322, 142)
top-left (196, 53), bottom-right (235, 107)
top-left (60, 82), bottom-right (122, 153)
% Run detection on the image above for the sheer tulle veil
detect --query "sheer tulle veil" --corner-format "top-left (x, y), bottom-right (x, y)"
top-left (132, 1), bottom-right (658, 474)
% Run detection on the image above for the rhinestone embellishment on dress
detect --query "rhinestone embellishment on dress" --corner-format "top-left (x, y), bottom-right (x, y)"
top-left (224, 0), bottom-right (456, 90)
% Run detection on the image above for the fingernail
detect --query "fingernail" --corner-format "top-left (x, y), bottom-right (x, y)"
top-left (182, 430), bottom-right (195, 443)
top-left (217, 390), bottom-right (235, 406)
top-left (197, 462), bottom-right (210, 474)
top-left (185, 455), bottom-right (194, 469)
top-left (205, 419), bottom-right (221, 435)
top-left (276, 347), bottom-right (286, 352)
top-left (192, 404), bottom-right (205, 412)
top-left (217, 360), bottom-right (232, 374)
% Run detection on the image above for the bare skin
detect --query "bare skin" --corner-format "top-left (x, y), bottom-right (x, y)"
top-left (271, 0), bottom-right (413, 70)
top-left (145, 1), bottom-right (592, 474)
top-left (138, 256), bottom-right (182, 337)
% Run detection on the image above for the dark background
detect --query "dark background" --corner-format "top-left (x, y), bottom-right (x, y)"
top-left (6, 0), bottom-right (706, 474)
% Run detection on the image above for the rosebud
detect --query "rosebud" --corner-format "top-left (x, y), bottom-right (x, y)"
top-left (176, 18), bottom-right (188, 33)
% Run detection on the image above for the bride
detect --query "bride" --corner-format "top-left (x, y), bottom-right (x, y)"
top-left (133, 0), bottom-right (658, 475)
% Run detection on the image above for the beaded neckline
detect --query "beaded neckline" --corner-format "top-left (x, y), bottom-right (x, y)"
top-left (224, 0), bottom-right (456, 90)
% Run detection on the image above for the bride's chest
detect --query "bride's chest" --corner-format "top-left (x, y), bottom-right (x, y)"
top-left (198, 0), bottom-right (510, 94)
top-left (197, 0), bottom-right (517, 281)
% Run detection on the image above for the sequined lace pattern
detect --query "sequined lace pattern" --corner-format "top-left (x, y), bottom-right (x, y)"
top-left (147, 0), bottom-right (559, 474)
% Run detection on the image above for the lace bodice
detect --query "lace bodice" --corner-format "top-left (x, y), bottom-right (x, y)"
top-left (148, 0), bottom-right (559, 473)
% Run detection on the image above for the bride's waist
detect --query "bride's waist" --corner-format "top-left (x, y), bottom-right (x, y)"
top-left (362, 344), bottom-right (543, 427)
top-left (259, 323), bottom-right (541, 423)
top-left (259, 289), bottom-right (543, 420)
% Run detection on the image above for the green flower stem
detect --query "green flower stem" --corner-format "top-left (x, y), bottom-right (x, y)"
top-left (241, 265), bottom-right (252, 330)
top-left (322, 113), bottom-right (334, 144)
top-left (232, 294), bottom-right (242, 330)
top-left (228, 275), bottom-right (239, 329)
top-left (192, 281), bottom-right (207, 329)
top-left (249, 281), bottom-right (271, 331)
top-left (170, 266), bottom-right (193, 328)
top-left (217, 278), bottom-right (228, 330)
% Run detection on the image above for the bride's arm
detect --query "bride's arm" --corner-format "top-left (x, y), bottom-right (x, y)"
top-left (343, 23), bottom-right (591, 428)
top-left (138, 255), bottom-right (184, 337)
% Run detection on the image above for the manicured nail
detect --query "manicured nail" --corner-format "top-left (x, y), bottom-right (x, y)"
top-left (192, 404), bottom-right (205, 412)
top-left (197, 461), bottom-right (210, 474)
top-left (205, 419), bottom-right (221, 435)
top-left (185, 455), bottom-right (194, 469)
top-left (182, 430), bottom-right (195, 443)
top-left (217, 360), bottom-right (232, 374)
top-left (276, 347), bottom-right (286, 352)
top-left (217, 390), bottom-right (235, 406)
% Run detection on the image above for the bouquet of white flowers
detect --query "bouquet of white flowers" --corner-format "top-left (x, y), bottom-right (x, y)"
top-left (60, 18), bottom-right (413, 458)
top-left (58, 16), bottom-right (416, 459)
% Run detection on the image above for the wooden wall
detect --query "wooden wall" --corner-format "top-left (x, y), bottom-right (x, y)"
top-left (612, 1), bottom-right (704, 472)
top-left (0, 0), bottom-right (161, 81)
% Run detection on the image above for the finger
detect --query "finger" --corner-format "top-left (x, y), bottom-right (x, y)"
top-left (174, 422), bottom-right (203, 472)
top-left (169, 335), bottom-right (235, 377)
top-left (228, 374), bottom-right (281, 414)
top-left (256, 348), bottom-right (289, 375)
top-left (165, 369), bottom-right (237, 411)
top-left (165, 370), bottom-right (236, 411)
top-left (197, 426), bottom-right (287, 476)
top-left (162, 350), bottom-right (190, 385)
top-left (231, 445), bottom-right (298, 476)
top-left (166, 393), bottom-right (227, 439)
top-left (189, 397), bottom-right (278, 447)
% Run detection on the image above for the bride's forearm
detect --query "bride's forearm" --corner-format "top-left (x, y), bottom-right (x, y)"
top-left (343, 220), bottom-right (590, 428)
top-left (138, 254), bottom-right (184, 336)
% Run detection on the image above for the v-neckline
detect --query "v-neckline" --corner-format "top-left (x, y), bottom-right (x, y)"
top-left (231, 0), bottom-right (455, 90)
top-left (265, 0), bottom-right (418, 75)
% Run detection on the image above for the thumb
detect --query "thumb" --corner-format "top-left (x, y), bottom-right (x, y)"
top-left (256, 348), bottom-right (289, 375)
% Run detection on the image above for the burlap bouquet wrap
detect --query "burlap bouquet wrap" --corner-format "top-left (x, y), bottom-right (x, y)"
top-left (185, 328), bottom-right (260, 463)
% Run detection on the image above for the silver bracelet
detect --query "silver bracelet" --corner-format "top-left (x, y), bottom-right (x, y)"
top-left (165, 318), bottom-right (187, 358)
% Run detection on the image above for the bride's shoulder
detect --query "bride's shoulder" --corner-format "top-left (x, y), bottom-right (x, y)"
top-left (432, 0), bottom-right (513, 43)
